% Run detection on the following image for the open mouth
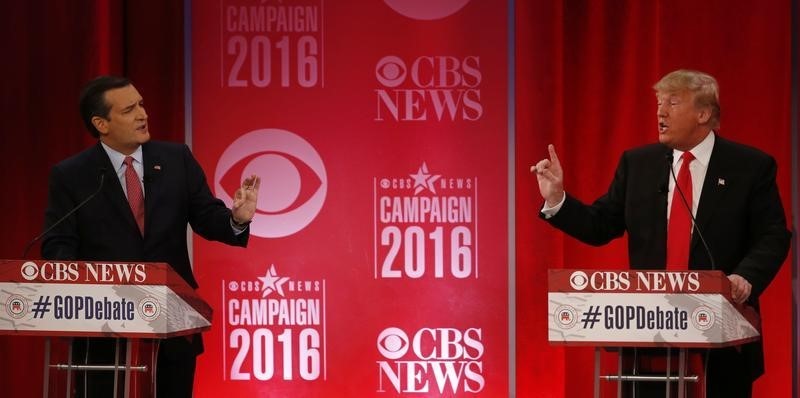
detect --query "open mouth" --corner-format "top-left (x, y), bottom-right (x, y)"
top-left (658, 122), bottom-right (668, 133)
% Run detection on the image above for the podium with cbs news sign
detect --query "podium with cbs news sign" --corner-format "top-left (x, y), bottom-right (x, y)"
top-left (0, 259), bottom-right (212, 398)
top-left (548, 269), bottom-right (761, 398)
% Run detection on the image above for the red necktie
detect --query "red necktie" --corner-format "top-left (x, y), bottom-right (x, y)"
top-left (666, 152), bottom-right (695, 269)
top-left (124, 156), bottom-right (145, 235)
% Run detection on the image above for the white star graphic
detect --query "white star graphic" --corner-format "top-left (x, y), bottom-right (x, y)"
top-left (409, 162), bottom-right (441, 195)
top-left (258, 264), bottom-right (289, 298)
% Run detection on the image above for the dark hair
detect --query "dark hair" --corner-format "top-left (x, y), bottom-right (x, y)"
top-left (79, 76), bottom-right (132, 138)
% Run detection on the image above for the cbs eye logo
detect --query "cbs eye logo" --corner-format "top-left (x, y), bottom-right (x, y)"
top-left (569, 271), bottom-right (589, 291)
top-left (383, 0), bottom-right (470, 20)
top-left (214, 128), bottom-right (327, 238)
top-left (377, 327), bottom-right (410, 360)
top-left (376, 56), bottom-right (407, 87)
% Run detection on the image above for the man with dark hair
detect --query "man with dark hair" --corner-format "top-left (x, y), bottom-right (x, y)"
top-left (42, 75), bottom-right (261, 397)
top-left (533, 69), bottom-right (790, 397)
top-left (79, 75), bottom-right (133, 138)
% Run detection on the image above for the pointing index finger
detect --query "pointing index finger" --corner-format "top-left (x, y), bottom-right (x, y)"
top-left (548, 144), bottom-right (560, 166)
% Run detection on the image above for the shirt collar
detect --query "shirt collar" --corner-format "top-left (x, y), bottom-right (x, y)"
top-left (101, 142), bottom-right (143, 172)
top-left (672, 131), bottom-right (715, 167)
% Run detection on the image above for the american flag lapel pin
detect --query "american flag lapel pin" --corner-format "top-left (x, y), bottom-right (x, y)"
top-left (717, 178), bottom-right (725, 186)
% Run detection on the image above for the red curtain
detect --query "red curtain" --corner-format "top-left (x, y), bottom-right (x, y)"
top-left (516, 1), bottom-right (795, 397)
top-left (0, 1), bottom-right (184, 397)
top-left (794, 0), bottom-right (800, 391)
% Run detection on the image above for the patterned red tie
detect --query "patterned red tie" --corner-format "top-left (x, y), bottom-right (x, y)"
top-left (666, 152), bottom-right (695, 269)
top-left (124, 156), bottom-right (145, 235)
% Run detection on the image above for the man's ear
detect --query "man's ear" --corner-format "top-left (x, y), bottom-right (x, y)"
top-left (92, 116), bottom-right (108, 136)
top-left (697, 108), bottom-right (712, 124)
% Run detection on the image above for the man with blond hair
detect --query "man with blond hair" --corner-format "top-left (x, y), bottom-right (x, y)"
top-left (533, 69), bottom-right (789, 397)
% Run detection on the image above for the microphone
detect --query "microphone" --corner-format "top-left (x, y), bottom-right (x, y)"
top-left (22, 168), bottom-right (107, 258)
top-left (666, 154), bottom-right (717, 376)
top-left (665, 153), bottom-right (716, 270)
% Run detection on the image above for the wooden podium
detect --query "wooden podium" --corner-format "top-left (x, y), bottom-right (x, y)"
top-left (548, 269), bottom-right (761, 398)
top-left (0, 259), bottom-right (212, 398)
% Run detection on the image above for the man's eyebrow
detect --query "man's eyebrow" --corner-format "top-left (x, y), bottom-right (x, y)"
top-left (120, 100), bottom-right (140, 112)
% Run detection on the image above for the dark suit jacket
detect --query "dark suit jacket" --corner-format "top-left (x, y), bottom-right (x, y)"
top-left (41, 141), bottom-right (249, 355)
top-left (543, 135), bottom-right (791, 380)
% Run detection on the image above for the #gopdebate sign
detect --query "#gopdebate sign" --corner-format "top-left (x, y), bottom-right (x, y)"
top-left (0, 260), bottom-right (210, 338)
top-left (548, 269), bottom-right (760, 348)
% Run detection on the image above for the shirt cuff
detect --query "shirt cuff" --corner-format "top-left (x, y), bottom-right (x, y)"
top-left (540, 193), bottom-right (566, 219)
top-left (230, 218), bottom-right (250, 235)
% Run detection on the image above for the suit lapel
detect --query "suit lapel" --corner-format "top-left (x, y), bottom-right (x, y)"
top-left (91, 143), bottom-right (141, 234)
top-left (142, 143), bottom-right (164, 238)
top-left (692, 138), bottom-right (729, 251)
top-left (655, 147), bottom-right (671, 252)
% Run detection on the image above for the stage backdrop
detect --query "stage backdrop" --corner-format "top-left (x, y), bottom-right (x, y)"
top-left (516, 1), bottom-right (795, 397)
top-left (0, 2), bottom-right (795, 398)
top-left (190, 1), bottom-right (510, 396)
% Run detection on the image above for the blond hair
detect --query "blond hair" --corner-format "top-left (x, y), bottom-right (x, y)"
top-left (654, 69), bottom-right (720, 128)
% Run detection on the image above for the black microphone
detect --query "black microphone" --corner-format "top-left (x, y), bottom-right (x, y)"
top-left (665, 153), bottom-right (716, 270)
top-left (666, 154), bottom-right (717, 374)
top-left (22, 168), bottom-right (107, 258)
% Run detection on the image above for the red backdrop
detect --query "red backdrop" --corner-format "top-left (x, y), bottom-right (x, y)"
top-left (516, 1), bottom-right (795, 397)
top-left (0, 1), bottom-right (185, 397)
top-left (190, 1), bottom-right (508, 396)
top-left (0, 1), bottom-right (796, 397)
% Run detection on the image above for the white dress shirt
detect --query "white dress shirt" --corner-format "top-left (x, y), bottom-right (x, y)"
top-left (100, 142), bottom-right (144, 200)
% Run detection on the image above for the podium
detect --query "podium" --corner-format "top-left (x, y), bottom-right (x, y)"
top-left (0, 259), bottom-right (212, 398)
top-left (548, 269), bottom-right (761, 398)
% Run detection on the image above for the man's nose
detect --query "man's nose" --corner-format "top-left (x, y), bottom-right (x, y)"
top-left (656, 104), bottom-right (667, 117)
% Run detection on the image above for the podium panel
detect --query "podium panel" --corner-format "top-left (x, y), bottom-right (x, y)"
top-left (548, 269), bottom-right (760, 347)
top-left (0, 260), bottom-right (211, 338)
top-left (0, 259), bottom-right (212, 398)
top-left (548, 269), bottom-right (761, 398)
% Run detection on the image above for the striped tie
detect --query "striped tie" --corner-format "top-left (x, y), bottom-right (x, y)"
top-left (124, 156), bottom-right (145, 235)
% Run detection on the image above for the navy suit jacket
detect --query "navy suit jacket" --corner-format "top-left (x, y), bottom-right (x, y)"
top-left (41, 141), bottom-right (249, 356)
top-left (543, 135), bottom-right (791, 380)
